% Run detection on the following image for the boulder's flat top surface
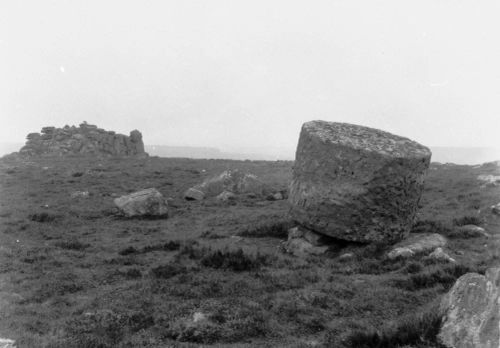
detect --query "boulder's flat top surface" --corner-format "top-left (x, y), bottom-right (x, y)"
top-left (303, 120), bottom-right (431, 158)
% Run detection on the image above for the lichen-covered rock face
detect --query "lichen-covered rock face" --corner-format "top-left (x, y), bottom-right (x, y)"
top-left (439, 267), bottom-right (500, 348)
top-left (19, 122), bottom-right (147, 157)
top-left (289, 120), bottom-right (431, 243)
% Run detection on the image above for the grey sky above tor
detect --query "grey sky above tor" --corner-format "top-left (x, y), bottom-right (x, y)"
top-left (1, 0), bottom-right (499, 155)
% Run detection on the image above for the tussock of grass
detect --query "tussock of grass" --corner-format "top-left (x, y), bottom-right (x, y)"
top-left (342, 306), bottom-right (445, 348)
top-left (29, 211), bottom-right (59, 222)
top-left (180, 245), bottom-right (270, 272)
top-left (150, 263), bottom-right (186, 279)
top-left (237, 218), bottom-right (291, 238)
top-left (119, 240), bottom-right (181, 256)
top-left (54, 240), bottom-right (90, 251)
top-left (453, 215), bottom-right (483, 226)
top-left (392, 263), bottom-right (476, 291)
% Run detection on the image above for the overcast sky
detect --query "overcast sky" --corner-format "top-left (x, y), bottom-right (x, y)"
top-left (1, 0), bottom-right (499, 155)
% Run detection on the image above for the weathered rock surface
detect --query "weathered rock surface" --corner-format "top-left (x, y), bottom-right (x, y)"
top-left (184, 170), bottom-right (266, 200)
top-left (289, 120), bottom-right (431, 243)
top-left (114, 188), bottom-right (168, 217)
top-left (428, 247), bottom-right (455, 263)
top-left (216, 190), bottom-right (236, 202)
top-left (455, 225), bottom-right (489, 238)
top-left (439, 267), bottom-right (500, 348)
top-left (492, 203), bottom-right (500, 215)
top-left (0, 338), bottom-right (16, 348)
top-left (19, 122), bottom-right (147, 157)
top-left (387, 233), bottom-right (447, 259)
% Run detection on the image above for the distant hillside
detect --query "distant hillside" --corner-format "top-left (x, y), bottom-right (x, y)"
top-left (3, 143), bottom-right (499, 164)
top-left (430, 147), bottom-right (500, 165)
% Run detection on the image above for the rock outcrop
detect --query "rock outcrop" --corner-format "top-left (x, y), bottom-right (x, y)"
top-left (114, 188), bottom-right (168, 218)
top-left (19, 122), bottom-right (147, 157)
top-left (439, 267), bottom-right (500, 348)
top-left (289, 121), bottom-right (431, 243)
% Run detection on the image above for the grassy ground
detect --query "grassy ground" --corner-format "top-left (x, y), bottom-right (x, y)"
top-left (0, 155), bottom-right (499, 347)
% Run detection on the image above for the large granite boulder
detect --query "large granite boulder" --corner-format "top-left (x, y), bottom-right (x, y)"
top-left (114, 188), bottom-right (168, 217)
top-left (19, 122), bottom-right (147, 157)
top-left (439, 267), bottom-right (500, 348)
top-left (289, 121), bottom-right (431, 243)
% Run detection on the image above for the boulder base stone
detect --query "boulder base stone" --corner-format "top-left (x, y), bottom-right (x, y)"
top-left (289, 121), bottom-right (431, 243)
top-left (439, 267), bottom-right (500, 348)
top-left (114, 188), bottom-right (168, 217)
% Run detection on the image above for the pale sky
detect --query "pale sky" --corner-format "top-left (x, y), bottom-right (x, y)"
top-left (1, 0), bottom-right (499, 155)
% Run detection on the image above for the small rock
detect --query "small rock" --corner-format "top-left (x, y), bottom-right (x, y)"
top-left (338, 252), bottom-right (355, 261)
top-left (70, 191), bottom-right (89, 198)
top-left (216, 190), bottom-right (236, 202)
top-left (184, 187), bottom-right (205, 201)
top-left (283, 238), bottom-right (329, 257)
top-left (428, 247), bottom-right (456, 263)
top-left (387, 247), bottom-right (415, 260)
top-left (492, 203), bottom-right (500, 215)
top-left (455, 225), bottom-right (490, 238)
top-left (288, 226), bottom-right (329, 246)
top-left (0, 338), bottom-right (16, 348)
top-left (193, 312), bottom-right (207, 323)
top-left (114, 188), bottom-right (168, 217)
top-left (387, 233), bottom-right (447, 259)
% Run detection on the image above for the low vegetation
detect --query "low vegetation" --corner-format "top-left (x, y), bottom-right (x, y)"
top-left (0, 157), bottom-right (499, 347)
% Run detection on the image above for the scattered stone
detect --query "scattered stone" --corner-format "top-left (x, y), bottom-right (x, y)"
top-left (477, 174), bottom-right (500, 187)
top-left (455, 225), bottom-right (490, 238)
top-left (184, 170), bottom-right (266, 200)
top-left (192, 312), bottom-right (207, 323)
top-left (387, 247), bottom-right (415, 260)
top-left (70, 191), bottom-right (89, 199)
top-left (338, 252), bottom-right (355, 261)
top-left (19, 122), bottom-right (147, 157)
top-left (114, 188), bottom-right (168, 218)
top-left (289, 120), bottom-right (431, 243)
top-left (288, 226), bottom-right (329, 246)
top-left (216, 190), bottom-right (236, 202)
top-left (492, 203), bottom-right (500, 215)
top-left (387, 233), bottom-right (447, 259)
top-left (428, 247), bottom-right (456, 263)
top-left (283, 238), bottom-right (329, 257)
top-left (267, 192), bottom-right (285, 201)
top-left (0, 338), bottom-right (15, 348)
top-left (184, 187), bottom-right (205, 201)
top-left (439, 267), bottom-right (500, 348)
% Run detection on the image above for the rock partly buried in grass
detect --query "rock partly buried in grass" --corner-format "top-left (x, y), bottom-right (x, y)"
top-left (454, 225), bottom-right (490, 238)
top-left (439, 267), bottom-right (500, 348)
top-left (216, 190), bottom-right (236, 202)
top-left (289, 120), bottom-right (431, 243)
top-left (427, 247), bottom-right (455, 263)
top-left (19, 121), bottom-right (147, 157)
top-left (0, 338), bottom-right (16, 348)
top-left (184, 187), bottom-right (205, 201)
top-left (184, 170), bottom-right (266, 200)
top-left (492, 203), bottom-right (500, 215)
top-left (114, 188), bottom-right (168, 218)
top-left (283, 227), bottom-right (329, 257)
top-left (387, 233), bottom-right (447, 259)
